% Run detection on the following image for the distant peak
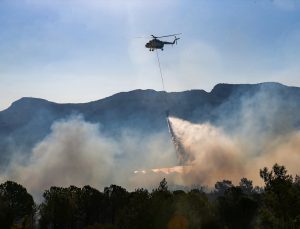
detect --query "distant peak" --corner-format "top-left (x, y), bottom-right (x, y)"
top-left (8, 97), bottom-right (53, 110)
top-left (210, 83), bottom-right (238, 97)
top-left (13, 97), bottom-right (50, 104)
top-left (17, 97), bottom-right (48, 101)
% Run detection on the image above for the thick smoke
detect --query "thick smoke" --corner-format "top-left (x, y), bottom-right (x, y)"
top-left (1, 84), bottom-right (300, 198)
top-left (163, 84), bottom-right (300, 187)
top-left (0, 116), bottom-right (176, 199)
top-left (168, 117), bottom-right (245, 186)
top-left (167, 118), bottom-right (300, 187)
top-left (2, 116), bottom-right (116, 198)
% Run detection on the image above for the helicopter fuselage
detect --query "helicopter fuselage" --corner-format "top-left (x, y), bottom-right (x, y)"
top-left (145, 39), bottom-right (164, 51)
top-left (144, 33), bottom-right (181, 51)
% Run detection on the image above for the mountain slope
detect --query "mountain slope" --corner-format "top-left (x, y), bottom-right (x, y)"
top-left (1, 82), bottom-right (300, 164)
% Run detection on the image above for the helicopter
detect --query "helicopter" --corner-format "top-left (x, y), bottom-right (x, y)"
top-left (145, 33), bottom-right (181, 51)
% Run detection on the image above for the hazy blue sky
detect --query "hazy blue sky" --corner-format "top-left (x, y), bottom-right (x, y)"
top-left (1, 0), bottom-right (300, 110)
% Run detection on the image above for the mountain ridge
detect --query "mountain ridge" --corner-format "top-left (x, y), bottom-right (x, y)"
top-left (0, 82), bottom-right (300, 113)
top-left (1, 82), bottom-right (300, 165)
top-left (3, 82), bottom-right (292, 112)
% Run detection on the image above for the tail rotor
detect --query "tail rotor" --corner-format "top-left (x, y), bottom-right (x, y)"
top-left (173, 36), bottom-right (180, 46)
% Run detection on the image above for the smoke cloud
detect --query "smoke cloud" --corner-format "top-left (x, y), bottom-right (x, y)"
top-left (162, 84), bottom-right (300, 187)
top-left (2, 116), bottom-right (116, 198)
top-left (1, 84), bottom-right (300, 199)
top-left (0, 116), bottom-right (176, 199)
top-left (4, 113), bottom-right (299, 198)
top-left (168, 116), bottom-right (300, 187)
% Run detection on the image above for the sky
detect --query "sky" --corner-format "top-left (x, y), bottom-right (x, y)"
top-left (1, 0), bottom-right (300, 110)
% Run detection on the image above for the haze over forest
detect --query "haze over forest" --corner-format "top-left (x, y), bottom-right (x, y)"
top-left (0, 83), bottom-right (300, 200)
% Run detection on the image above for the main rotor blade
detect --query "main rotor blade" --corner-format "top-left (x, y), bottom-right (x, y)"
top-left (156, 33), bottom-right (182, 38)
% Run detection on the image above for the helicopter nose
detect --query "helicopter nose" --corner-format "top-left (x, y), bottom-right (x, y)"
top-left (145, 43), bottom-right (149, 48)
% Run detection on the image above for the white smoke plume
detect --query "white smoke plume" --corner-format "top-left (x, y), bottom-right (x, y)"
top-left (168, 116), bottom-right (300, 187)
top-left (3, 114), bottom-right (299, 199)
top-left (2, 116), bottom-right (116, 198)
top-left (1, 85), bottom-right (300, 198)
top-left (0, 116), bottom-right (176, 199)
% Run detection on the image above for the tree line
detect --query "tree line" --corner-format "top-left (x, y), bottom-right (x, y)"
top-left (1, 163), bottom-right (300, 229)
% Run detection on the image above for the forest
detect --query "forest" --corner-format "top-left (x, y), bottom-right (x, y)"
top-left (1, 163), bottom-right (300, 229)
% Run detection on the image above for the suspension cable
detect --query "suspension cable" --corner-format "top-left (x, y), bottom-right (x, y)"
top-left (156, 50), bottom-right (165, 91)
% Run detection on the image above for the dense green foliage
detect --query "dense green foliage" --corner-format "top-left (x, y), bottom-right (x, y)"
top-left (1, 164), bottom-right (300, 229)
top-left (0, 181), bottom-right (35, 228)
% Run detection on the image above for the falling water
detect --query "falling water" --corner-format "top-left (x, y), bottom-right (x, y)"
top-left (166, 115), bottom-right (189, 165)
